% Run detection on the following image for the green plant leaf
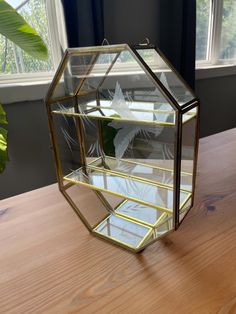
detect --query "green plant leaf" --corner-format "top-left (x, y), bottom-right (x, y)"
top-left (0, 104), bottom-right (7, 124)
top-left (101, 114), bottom-right (120, 156)
top-left (0, 0), bottom-right (48, 60)
top-left (0, 127), bottom-right (7, 173)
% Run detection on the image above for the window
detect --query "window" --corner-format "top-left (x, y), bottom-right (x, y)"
top-left (0, 0), bottom-right (67, 83)
top-left (196, 0), bottom-right (236, 68)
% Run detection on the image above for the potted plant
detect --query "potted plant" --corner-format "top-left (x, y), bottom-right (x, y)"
top-left (0, 0), bottom-right (48, 173)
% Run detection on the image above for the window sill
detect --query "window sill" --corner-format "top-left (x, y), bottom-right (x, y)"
top-left (195, 64), bottom-right (236, 80)
top-left (1, 63), bottom-right (236, 104)
top-left (0, 78), bottom-right (52, 104)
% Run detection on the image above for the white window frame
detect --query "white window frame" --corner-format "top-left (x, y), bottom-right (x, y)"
top-left (196, 0), bottom-right (236, 79)
top-left (0, 0), bottom-right (68, 103)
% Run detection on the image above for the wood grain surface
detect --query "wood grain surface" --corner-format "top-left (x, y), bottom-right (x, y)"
top-left (0, 128), bottom-right (236, 314)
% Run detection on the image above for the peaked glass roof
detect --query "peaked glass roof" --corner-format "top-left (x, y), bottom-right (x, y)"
top-left (46, 44), bottom-right (196, 116)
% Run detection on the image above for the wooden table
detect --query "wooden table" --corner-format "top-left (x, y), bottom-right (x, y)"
top-left (1, 128), bottom-right (236, 314)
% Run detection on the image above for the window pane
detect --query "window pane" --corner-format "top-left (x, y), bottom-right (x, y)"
top-left (220, 0), bottom-right (236, 60)
top-left (0, 0), bottom-right (53, 75)
top-left (196, 0), bottom-right (211, 61)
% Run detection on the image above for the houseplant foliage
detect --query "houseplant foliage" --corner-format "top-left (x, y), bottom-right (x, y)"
top-left (0, 0), bottom-right (48, 172)
top-left (0, 104), bottom-right (7, 172)
top-left (0, 0), bottom-right (48, 60)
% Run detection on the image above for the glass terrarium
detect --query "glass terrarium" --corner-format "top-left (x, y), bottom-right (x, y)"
top-left (45, 43), bottom-right (199, 252)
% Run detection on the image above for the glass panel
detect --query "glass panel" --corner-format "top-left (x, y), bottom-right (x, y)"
top-left (64, 165), bottom-right (190, 213)
top-left (179, 197), bottom-right (192, 222)
top-left (138, 214), bottom-right (173, 249)
top-left (71, 99), bottom-right (175, 124)
top-left (179, 106), bottom-right (198, 222)
top-left (90, 156), bottom-right (192, 191)
top-left (99, 49), bottom-right (174, 110)
top-left (154, 216), bottom-right (173, 236)
top-left (115, 200), bottom-right (169, 227)
top-left (79, 52), bottom-right (119, 93)
top-left (94, 214), bottom-right (152, 249)
top-left (50, 46), bottom-right (180, 220)
top-left (136, 48), bottom-right (195, 106)
top-left (51, 103), bottom-right (177, 174)
top-left (48, 44), bottom-right (200, 250)
top-left (50, 46), bottom-right (177, 111)
top-left (220, 0), bottom-right (236, 60)
top-left (50, 100), bottom-right (82, 180)
top-left (196, 0), bottom-right (211, 61)
top-left (51, 53), bottom-right (97, 100)
top-left (65, 184), bottom-right (109, 229)
top-left (51, 95), bottom-right (180, 214)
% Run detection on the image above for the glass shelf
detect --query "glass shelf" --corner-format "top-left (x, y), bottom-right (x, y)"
top-left (46, 44), bottom-right (199, 252)
top-left (115, 199), bottom-right (170, 227)
top-left (64, 158), bottom-right (192, 214)
top-left (93, 208), bottom-right (173, 250)
top-left (52, 100), bottom-right (196, 125)
top-left (93, 214), bottom-right (153, 249)
top-left (90, 156), bottom-right (193, 192)
top-left (63, 157), bottom-right (192, 250)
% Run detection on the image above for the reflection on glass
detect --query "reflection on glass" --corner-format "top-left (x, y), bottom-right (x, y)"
top-left (180, 113), bottom-right (197, 192)
top-left (52, 54), bottom-right (96, 99)
top-left (154, 217), bottom-right (173, 237)
top-left (115, 200), bottom-right (168, 226)
top-left (52, 112), bottom-right (82, 177)
top-left (66, 184), bottom-right (109, 228)
top-left (179, 108), bottom-right (197, 222)
top-left (138, 215), bottom-right (173, 248)
top-left (79, 52), bottom-right (118, 93)
top-left (94, 214), bottom-right (152, 248)
top-left (179, 198), bottom-right (192, 223)
top-left (137, 49), bottom-right (194, 105)
top-left (65, 165), bottom-right (190, 212)
top-left (91, 156), bottom-right (192, 192)
top-left (54, 99), bottom-right (176, 124)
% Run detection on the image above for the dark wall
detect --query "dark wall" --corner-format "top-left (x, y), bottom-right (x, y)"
top-left (196, 75), bottom-right (236, 137)
top-left (0, 100), bottom-right (56, 199)
top-left (103, 0), bottom-right (159, 45)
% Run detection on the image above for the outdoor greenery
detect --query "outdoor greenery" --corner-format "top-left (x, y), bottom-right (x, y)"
top-left (0, 104), bottom-right (7, 172)
top-left (0, 0), bottom-right (52, 74)
top-left (220, 0), bottom-right (236, 59)
top-left (196, 0), bottom-right (210, 60)
top-left (0, 0), bottom-right (48, 172)
top-left (196, 0), bottom-right (236, 61)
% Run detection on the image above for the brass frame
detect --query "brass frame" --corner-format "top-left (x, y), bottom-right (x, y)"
top-left (45, 43), bottom-right (200, 253)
